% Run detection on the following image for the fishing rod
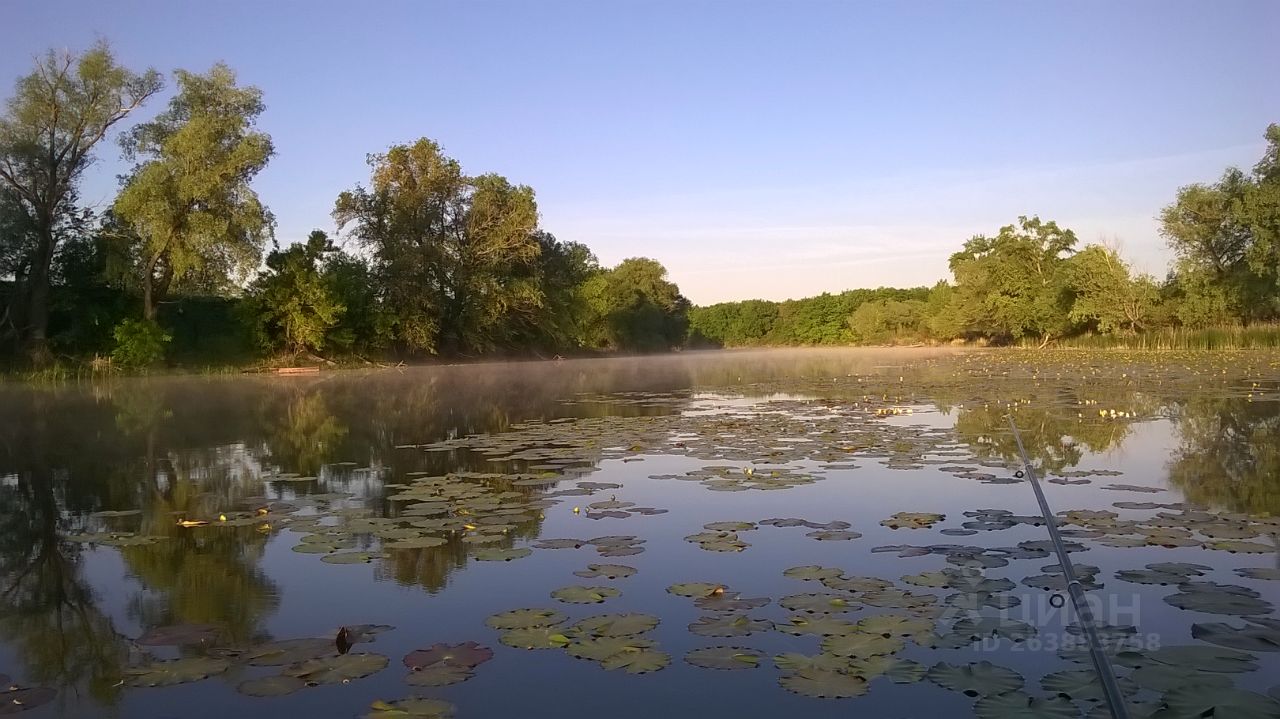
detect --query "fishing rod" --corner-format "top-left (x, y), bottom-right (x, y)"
top-left (1007, 415), bottom-right (1131, 719)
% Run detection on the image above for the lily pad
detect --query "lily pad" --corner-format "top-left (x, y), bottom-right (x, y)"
top-left (0, 685), bottom-right (55, 714)
top-left (779, 593), bottom-right (856, 614)
top-left (820, 632), bottom-right (904, 658)
top-left (667, 582), bottom-right (726, 598)
top-left (499, 628), bottom-right (572, 650)
top-left (570, 613), bottom-right (659, 637)
top-left (779, 668), bottom-right (870, 698)
top-left (973, 692), bottom-right (1080, 718)
top-left (927, 661), bottom-right (1024, 697)
top-left (404, 664), bottom-right (472, 687)
top-left (599, 648), bottom-right (670, 674)
top-left (246, 638), bottom-right (334, 666)
top-left (685, 646), bottom-right (763, 670)
top-left (573, 564), bottom-right (637, 579)
top-left (1158, 685), bottom-right (1280, 718)
top-left (485, 608), bottom-right (565, 630)
top-left (784, 565), bottom-right (844, 581)
top-left (125, 657), bottom-right (231, 687)
top-left (362, 698), bottom-right (455, 718)
top-left (688, 614), bottom-right (772, 637)
top-left (1192, 622), bottom-right (1280, 652)
top-left (566, 637), bottom-right (654, 661)
top-left (551, 585), bottom-right (621, 604)
top-left (776, 615), bottom-right (856, 637)
top-left (403, 642), bottom-right (493, 670)
top-left (283, 653), bottom-right (388, 685)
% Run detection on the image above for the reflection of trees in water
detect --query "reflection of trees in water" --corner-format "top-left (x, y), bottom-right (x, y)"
top-left (0, 468), bottom-right (128, 707)
top-left (1167, 396), bottom-right (1280, 516)
top-left (950, 403), bottom-right (1136, 474)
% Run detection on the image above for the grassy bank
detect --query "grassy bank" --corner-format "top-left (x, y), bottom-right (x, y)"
top-left (1035, 324), bottom-right (1280, 350)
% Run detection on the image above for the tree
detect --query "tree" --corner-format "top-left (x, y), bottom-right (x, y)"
top-left (1066, 244), bottom-right (1160, 334)
top-left (512, 231), bottom-right (599, 352)
top-left (1160, 124), bottom-right (1280, 324)
top-left (247, 231), bottom-right (344, 354)
top-left (333, 138), bottom-right (543, 355)
top-left (847, 298), bottom-right (926, 343)
top-left (113, 63), bottom-right (273, 321)
top-left (947, 216), bottom-right (1078, 346)
top-left (0, 42), bottom-right (161, 362)
top-left (323, 251), bottom-right (390, 354)
top-left (582, 257), bottom-right (689, 351)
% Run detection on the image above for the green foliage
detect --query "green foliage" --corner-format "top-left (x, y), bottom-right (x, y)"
top-left (113, 63), bottom-right (274, 320)
top-left (248, 231), bottom-right (345, 354)
top-left (946, 215), bottom-right (1078, 345)
top-left (0, 41), bottom-right (162, 360)
top-left (847, 299), bottom-right (927, 343)
top-left (333, 139), bottom-right (542, 355)
top-left (1066, 245), bottom-right (1160, 334)
top-left (582, 258), bottom-right (689, 352)
top-left (1160, 124), bottom-right (1280, 324)
top-left (111, 318), bottom-right (171, 367)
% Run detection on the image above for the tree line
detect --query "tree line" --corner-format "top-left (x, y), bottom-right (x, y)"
top-left (693, 124), bottom-right (1280, 349)
top-left (0, 43), bottom-right (689, 368)
top-left (2, 43), bottom-right (1277, 369)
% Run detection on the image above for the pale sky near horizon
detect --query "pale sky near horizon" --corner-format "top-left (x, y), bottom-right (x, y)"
top-left (2, 1), bottom-right (1278, 305)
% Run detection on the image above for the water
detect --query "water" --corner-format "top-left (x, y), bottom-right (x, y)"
top-left (2, 348), bottom-right (1278, 718)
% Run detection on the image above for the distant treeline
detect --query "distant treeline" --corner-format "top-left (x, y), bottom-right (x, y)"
top-left (694, 124), bottom-right (1280, 349)
top-left (1, 42), bottom-right (1278, 371)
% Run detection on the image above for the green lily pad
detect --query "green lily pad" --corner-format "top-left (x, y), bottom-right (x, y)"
top-left (125, 657), bottom-right (231, 687)
top-left (1192, 622), bottom-right (1280, 652)
top-left (551, 585), bottom-right (621, 604)
top-left (688, 614), bottom-right (772, 637)
top-left (973, 692), bottom-right (1080, 718)
top-left (685, 646), bottom-right (763, 670)
top-left (404, 664), bottom-right (472, 687)
top-left (776, 615), bottom-right (856, 637)
top-left (573, 564), bottom-right (637, 579)
top-left (1040, 669), bottom-right (1137, 701)
top-left (779, 593), bottom-right (855, 614)
top-left (385, 536), bottom-right (447, 550)
top-left (704, 521), bottom-right (756, 531)
top-left (499, 628), bottom-right (572, 650)
top-left (362, 697), bottom-right (455, 718)
top-left (807, 530), bottom-right (862, 541)
top-left (1165, 583), bottom-right (1273, 616)
top-left (773, 653), bottom-right (850, 673)
top-left (1208, 540), bottom-right (1274, 554)
top-left (1147, 644), bottom-right (1260, 672)
top-left (1158, 685), bottom-right (1280, 718)
top-left (283, 653), bottom-right (388, 685)
top-left (1236, 568), bottom-right (1280, 581)
top-left (667, 582), bottom-right (726, 598)
top-left (927, 661), bottom-right (1024, 697)
top-left (485, 608), bottom-right (566, 630)
top-left (881, 512), bottom-right (945, 529)
top-left (779, 669), bottom-right (870, 698)
top-left (849, 656), bottom-right (927, 683)
top-left (1128, 664), bottom-right (1232, 692)
top-left (246, 638), bottom-right (334, 666)
top-left (784, 565), bottom-right (844, 581)
top-left (566, 637), bottom-right (654, 661)
top-left (952, 617), bottom-right (1037, 642)
top-left (570, 613), bottom-right (659, 637)
top-left (237, 674), bottom-right (306, 697)
top-left (599, 648), bottom-right (670, 674)
top-left (820, 632), bottom-right (904, 658)
top-left (856, 614), bottom-right (934, 638)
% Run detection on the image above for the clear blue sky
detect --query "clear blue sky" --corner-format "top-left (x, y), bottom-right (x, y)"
top-left (3, 1), bottom-right (1278, 304)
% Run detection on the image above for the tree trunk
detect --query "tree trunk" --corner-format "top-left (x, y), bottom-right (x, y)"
top-left (24, 225), bottom-right (55, 366)
top-left (142, 270), bottom-right (155, 321)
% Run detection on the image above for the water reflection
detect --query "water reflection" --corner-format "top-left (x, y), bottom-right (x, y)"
top-left (0, 349), bottom-right (1277, 717)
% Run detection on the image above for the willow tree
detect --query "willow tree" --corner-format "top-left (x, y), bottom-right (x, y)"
top-left (333, 138), bottom-right (542, 355)
top-left (113, 64), bottom-right (273, 321)
top-left (0, 42), bottom-right (161, 361)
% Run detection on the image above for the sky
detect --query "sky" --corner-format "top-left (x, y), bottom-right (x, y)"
top-left (2, 1), bottom-right (1278, 305)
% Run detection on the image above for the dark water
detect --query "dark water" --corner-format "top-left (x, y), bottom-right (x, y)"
top-left (2, 348), bottom-right (1278, 718)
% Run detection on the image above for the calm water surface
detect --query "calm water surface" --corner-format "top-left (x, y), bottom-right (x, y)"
top-left (2, 348), bottom-right (1278, 718)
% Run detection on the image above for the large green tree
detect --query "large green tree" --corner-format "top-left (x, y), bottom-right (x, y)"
top-left (0, 42), bottom-right (161, 362)
top-left (247, 230), bottom-right (344, 354)
top-left (113, 63), bottom-right (273, 321)
top-left (1066, 244), bottom-right (1160, 334)
top-left (582, 257), bottom-right (689, 351)
top-left (1160, 124), bottom-right (1280, 324)
top-left (333, 138), bottom-right (543, 355)
top-left (947, 216), bottom-right (1078, 346)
